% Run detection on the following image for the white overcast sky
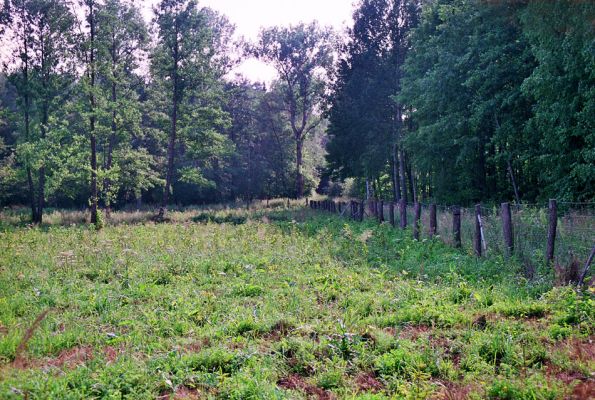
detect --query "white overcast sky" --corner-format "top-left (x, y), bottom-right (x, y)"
top-left (1, 0), bottom-right (356, 83)
top-left (142, 0), bottom-right (356, 82)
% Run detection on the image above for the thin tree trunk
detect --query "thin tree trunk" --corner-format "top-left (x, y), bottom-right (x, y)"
top-left (296, 137), bottom-right (304, 198)
top-left (36, 33), bottom-right (51, 225)
top-left (160, 89), bottom-right (177, 217)
top-left (160, 38), bottom-right (179, 219)
top-left (104, 38), bottom-right (117, 217)
top-left (398, 148), bottom-right (407, 203)
top-left (406, 155), bottom-right (415, 203)
top-left (392, 145), bottom-right (401, 202)
top-left (22, 41), bottom-right (37, 223)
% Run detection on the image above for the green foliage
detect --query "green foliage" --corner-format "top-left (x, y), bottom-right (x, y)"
top-left (93, 208), bottom-right (105, 230)
top-left (253, 21), bottom-right (335, 197)
top-left (326, 0), bottom-right (595, 204)
top-left (326, 0), bottom-right (419, 185)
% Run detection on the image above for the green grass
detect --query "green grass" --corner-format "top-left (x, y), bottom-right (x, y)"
top-left (0, 207), bottom-right (593, 399)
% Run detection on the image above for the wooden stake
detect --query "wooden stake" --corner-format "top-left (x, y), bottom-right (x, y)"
top-left (546, 199), bottom-right (557, 264)
top-left (389, 202), bottom-right (395, 227)
top-left (474, 204), bottom-right (482, 257)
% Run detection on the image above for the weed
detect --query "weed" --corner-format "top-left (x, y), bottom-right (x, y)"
top-left (0, 207), bottom-right (590, 398)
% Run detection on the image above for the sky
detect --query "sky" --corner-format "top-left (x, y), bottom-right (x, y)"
top-left (142, 0), bottom-right (356, 83)
top-left (0, 0), bottom-right (356, 83)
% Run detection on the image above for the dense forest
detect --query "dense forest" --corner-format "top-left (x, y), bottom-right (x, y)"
top-left (0, 0), bottom-right (593, 224)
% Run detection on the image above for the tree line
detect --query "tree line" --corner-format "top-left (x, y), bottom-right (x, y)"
top-left (0, 0), bottom-right (332, 223)
top-left (325, 0), bottom-right (593, 205)
top-left (0, 0), bottom-right (593, 225)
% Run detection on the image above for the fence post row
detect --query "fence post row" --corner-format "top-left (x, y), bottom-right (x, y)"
top-left (399, 199), bottom-right (407, 229)
top-left (546, 199), bottom-right (557, 264)
top-left (309, 198), bottom-right (578, 270)
top-left (501, 202), bottom-right (514, 257)
top-left (453, 206), bottom-right (461, 248)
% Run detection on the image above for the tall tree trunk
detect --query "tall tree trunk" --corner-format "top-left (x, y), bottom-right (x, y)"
top-left (295, 137), bottom-right (304, 198)
top-left (398, 148), bottom-right (407, 203)
top-left (160, 40), bottom-right (179, 219)
top-left (22, 40), bottom-right (37, 223)
top-left (406, 157), bottom-right (415, 203)
top-left (160, 92), bottom-right (177, 217)
top-left (88, 2), bottom-right (98, 225)
top-left (104, 33), bottom-right (118, 216)
top-left (104, 71), bottom-right (116, 217)
top-left (392, 145), bottom-right (401, 202)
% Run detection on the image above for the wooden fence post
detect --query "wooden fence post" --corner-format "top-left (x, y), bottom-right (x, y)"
top-left (546, 199), bottom-right (557, 264)
top-left (413, 202), bottom-right (421, 240)
top-left (389, 202), bottom-right (395, 227)
top-left (358, 201), bottom-right (364, 222)
top-left (474, 204), bottom-right (482, 257)
top-left (429, 204), bottom-right (437, 237)
top-left (501, 202), bottom-right (513, 257)
top-left (399, 199), bottom-right (407, 229)
top-left (453, 206), bottom-right (461, 248)
top-left (378, 201), bottom-right (384, 223)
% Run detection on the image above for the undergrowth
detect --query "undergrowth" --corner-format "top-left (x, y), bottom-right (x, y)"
top-left (0, 207), bottom-right (592, 399)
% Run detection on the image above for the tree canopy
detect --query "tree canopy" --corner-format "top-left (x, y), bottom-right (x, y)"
top-left (0, 0), bottom-right (593, 224)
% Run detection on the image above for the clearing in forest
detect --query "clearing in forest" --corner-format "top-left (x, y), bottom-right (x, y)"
top-left (0, 207), bottom-right (593, 399)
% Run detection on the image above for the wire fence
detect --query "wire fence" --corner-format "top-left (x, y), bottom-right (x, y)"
top-left (308, 198), bottom-right (595, 283)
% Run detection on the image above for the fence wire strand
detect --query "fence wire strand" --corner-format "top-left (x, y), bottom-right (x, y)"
top-left (311, 199), bottom-right (595, 269)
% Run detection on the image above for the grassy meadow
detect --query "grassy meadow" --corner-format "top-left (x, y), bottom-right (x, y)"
top-left (0, 205), bottom-right (593, 399)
